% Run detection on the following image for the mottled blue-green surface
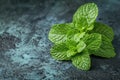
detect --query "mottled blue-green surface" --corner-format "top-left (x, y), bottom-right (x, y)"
top-left (0, 0), bottom-right (120, 80)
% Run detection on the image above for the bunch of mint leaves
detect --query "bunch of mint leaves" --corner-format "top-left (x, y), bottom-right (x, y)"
top-left (48, 3), bottom-right (116, 70)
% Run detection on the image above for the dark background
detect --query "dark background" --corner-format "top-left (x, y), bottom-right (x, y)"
top-left (0, 0), bottom-right (120, 80)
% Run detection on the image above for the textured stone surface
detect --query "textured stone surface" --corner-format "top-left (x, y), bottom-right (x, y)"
top-left (0, 0), bottom-right (120, 80)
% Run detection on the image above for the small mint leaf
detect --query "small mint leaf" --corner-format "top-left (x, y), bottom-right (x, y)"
top-left (67, 50), bottom-right (77, 57)
top-left (77, 40), bottom-right (86, 53)
top-left (74, 32), bottom-right (85, 43)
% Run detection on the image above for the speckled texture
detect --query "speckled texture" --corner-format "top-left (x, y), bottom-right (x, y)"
top-left (0, 0), bottom-right (120, 80)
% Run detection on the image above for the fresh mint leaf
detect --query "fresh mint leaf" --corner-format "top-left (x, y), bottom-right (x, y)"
top-left (73, 3), bottom-right (98, 31)
top-left (83, 33), bottom-right (102, 50)
top-left (90, 35), bottom-right (116, 58)
top-left (93, 22), bottom-right (114, 41)
top-left (72, 50), bottom-right (91, 70)
top-left (67, 50), bottom-right (77, 57)
top-left (74, 32), bottom-right (85, 42)
top-left (50, 43), bottom-right (70, 60)
top-left (49, 23), bottom-right (73, 44)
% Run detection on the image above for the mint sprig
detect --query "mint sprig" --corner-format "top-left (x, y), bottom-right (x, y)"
top-left (48, 3), bottom-right (116, 70)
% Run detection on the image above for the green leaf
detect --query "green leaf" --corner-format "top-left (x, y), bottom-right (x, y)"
top-left (83, 33), bottom-right (102, 50)
top-left (77, 40), bottom-right (86, 53)
top-left (74, 32), bottom-right (85, 42)
top-left (90, 35), bottom-right (116, 58)
top-left (72, 50), bottom-right (91, 70)
top-left (50, 43), bottom-right (70, 60)
top-left (93, 22), bottom-right (114, 41)
top-left (48, 23), bottom-right (73, 44)
top-left (67, 50), bottom-right (77, 57)
top-left (73, 3), bottom-right (98, 31)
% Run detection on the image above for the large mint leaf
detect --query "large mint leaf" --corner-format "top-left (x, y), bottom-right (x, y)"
top-left (50, 43), bottom-right (70, 60)
top-left (72, 50), bottom-right (91, 70)
top-left (90, 35), bottom-right (116, 58)
top-left (83, 33), bottom-right (102, 50)
top-left (73, 3), bottom-right (98, 31)
top-left (48, 23), bottom-right (73, 44)
top-left (93, 22), bottom-right (114, 41)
